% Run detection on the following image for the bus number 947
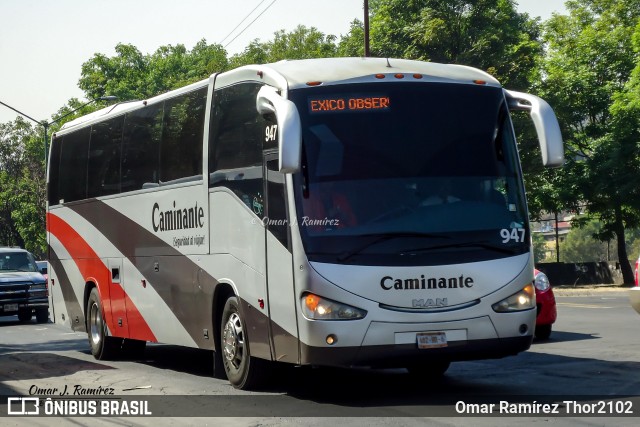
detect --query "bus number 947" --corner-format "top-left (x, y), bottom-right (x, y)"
top-left (265, 125), bottom-right (278, 142)
top-left (500, 228), bottom-right (526, 243)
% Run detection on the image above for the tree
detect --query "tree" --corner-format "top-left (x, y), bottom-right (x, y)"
top-left (369, 0), bottom-right (542, 89)
top-left (532, 232), bottom-right (549, 263)
top-left (79, 40), bottom-right (228, 101)
top-left (538, 0), bottom-right (640, 283)
top-left (0, 117), bottom-right (46, 256)
top-left (337, 19), bottom-right (366, 57)
top-left (230, 26), bottom-right (338, 68)
top-left (560, 219), bottom-right (615, 263)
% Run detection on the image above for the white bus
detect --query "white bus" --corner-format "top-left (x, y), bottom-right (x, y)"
top-left (47, 57), bottom-right (563, 389)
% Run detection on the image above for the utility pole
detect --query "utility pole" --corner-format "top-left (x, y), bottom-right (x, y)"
top-left (364, 0), bottom-right (370, 57)
top-left (555, 211), bottom-right (560, 262)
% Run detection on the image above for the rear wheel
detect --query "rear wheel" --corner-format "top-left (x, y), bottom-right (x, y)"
top-left (35, 308), bottom-right (49, 323)
top-left (17, 309), bottom-right (32, 323)
top-left (220, 295), bottom-right (269, 389)
top-left (87, 288), bottom-right (121, 360)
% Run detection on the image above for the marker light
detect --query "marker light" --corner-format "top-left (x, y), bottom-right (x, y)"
top-left (413, 74), bottom-right (423, 79)
top-left (394, 73), bottom-right (405, 79)
top-left (306, 81), bottom-right (322, 86)
top-left (301, 293), bottom-right (367, 320)
top-left (492, 284), bottom-right (536, 312)
top-left (375, 74), bottom-right (386, 79)
top-left (473, 79), bottom-right (487, 85)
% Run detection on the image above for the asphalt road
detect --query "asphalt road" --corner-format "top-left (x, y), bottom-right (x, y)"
top-left (0, 288), bottom-right (639, 426)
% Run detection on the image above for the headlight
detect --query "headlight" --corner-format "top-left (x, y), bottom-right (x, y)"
top-left (301, 293), bottom-right (367, 320)
top-left (492, 284), bottom-right (536, 312)
top-left (534, 272), bottom-right (550, 291)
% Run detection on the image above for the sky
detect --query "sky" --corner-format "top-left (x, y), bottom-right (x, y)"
top-left (0, 0), bottom-right (567, 125)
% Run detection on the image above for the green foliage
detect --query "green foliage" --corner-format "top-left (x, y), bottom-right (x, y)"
top-left (560, 219), bottom-right (616, 263)
top-left (79, 40), bottom-right (229, 101)
top-left (229, 26), bottom-right (339, 68)
top-left (538, 0), bottom-right (640, 283)
top-left (369, 0), bottom-right (542, 88)
top-left (0, 118), bottom-right (46, 257)
top-left (337, 19), bottom-right (366, 57)
top-left (531, 232), bottom-right (550, 263)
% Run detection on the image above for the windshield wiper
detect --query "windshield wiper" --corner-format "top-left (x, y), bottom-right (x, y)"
top-left (337, 232), bottom-right (451, 262)
top-left (399, 240), bottom-right (521, 256)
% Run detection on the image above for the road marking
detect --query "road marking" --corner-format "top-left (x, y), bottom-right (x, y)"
top-left (557, 302), bottom-right (613, 309)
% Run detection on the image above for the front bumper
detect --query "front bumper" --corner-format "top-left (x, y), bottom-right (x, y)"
top-left (298, 310), bottom-right (536, 367)
top-left (301, 335), bottom-right (533, 368)
top-left (0, 299), bottom-right (49, 316)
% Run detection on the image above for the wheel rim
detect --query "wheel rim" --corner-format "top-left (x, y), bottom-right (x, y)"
top-left (222, 312), bottom-right (244, 370)
top-left (89, 302), bottom-right (103, 346)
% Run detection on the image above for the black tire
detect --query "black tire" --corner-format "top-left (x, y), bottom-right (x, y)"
top-left (121, 338), bottom-right (146, 359)
top-left (86, 288), bottom-right (121, 360)
top-left (407, 361), bottom-right (451, 377)
top-left (17, 309), bottom-right (32, 323)
top-left (220, 296), bottom-right (269, 389)
top-left (35, 308), bottom-right (49, 323)
top-left (535, 324), bottom-right (552, 340)
top-left (212, 348), bottom-right (226, 379)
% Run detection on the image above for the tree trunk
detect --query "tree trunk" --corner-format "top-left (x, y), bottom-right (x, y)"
top-left (614, 204), bottom-right (634, 285)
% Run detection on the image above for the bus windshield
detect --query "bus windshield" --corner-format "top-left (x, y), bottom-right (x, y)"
top-left (290, 82), bottom-right (529, 266)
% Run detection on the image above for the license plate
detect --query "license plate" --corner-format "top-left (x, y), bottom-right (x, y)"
top-left (417, 332), bottom-right (448, 349)
top-left (3, 304), bottom-right (18, 312)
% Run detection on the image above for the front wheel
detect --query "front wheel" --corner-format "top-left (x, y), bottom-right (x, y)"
top-left (87, 288), bottom-right (121, 360)
top-left (220, 296), bottom-right (269, 390)
top-left (535, 324), bottom-right (552, 340)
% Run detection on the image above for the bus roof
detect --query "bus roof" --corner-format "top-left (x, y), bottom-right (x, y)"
top-left (58, 57), bottom-right (500, 132)
top-left (260, 57), bottom-right (500, 89)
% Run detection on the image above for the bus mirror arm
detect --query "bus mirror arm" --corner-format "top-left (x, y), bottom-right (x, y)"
top-left (505, 90), bottom-right (565, 168)
top-left (257, 86), bottom-right (302, 173)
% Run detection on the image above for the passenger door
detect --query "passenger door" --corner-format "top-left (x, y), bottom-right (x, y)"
top-left (263, 152), bottom-right (299, 363)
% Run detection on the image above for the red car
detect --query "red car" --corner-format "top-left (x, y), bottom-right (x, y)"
top-left (629, 255), bottom-right (640, 315)
top-left (534, 269), bottom-right (557, 340)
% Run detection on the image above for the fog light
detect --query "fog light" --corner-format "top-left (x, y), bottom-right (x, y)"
top-left (519, 324), bottom-right (528, 335)
top-left (326, 335), bottom-right (337, 345)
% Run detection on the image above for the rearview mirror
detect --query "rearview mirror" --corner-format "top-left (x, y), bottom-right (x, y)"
top-left (257, 86), bottom-right (302, 173)
top-left (505, 90), bottom-right (564, 168)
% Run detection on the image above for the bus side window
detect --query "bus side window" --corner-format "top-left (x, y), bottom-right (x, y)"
top-left (160, 87), bottom-right (206, 183)
top-left (122, 102), bottom-right (163, 190)
top-left (58, 126), bottom-right (91, 204)
top-left (48, 135), bottom-right (63, 205)
top-left (87, 116), bottom-right (124, 197)
top-left (209, 82), bottom-right (265, 210)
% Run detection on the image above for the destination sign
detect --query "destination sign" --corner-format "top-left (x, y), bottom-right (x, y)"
top-left (308, 95), bottom-right (390, 113)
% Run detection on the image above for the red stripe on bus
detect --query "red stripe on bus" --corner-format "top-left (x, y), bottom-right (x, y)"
top-left (47, 212), bottom-right (157, 342)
